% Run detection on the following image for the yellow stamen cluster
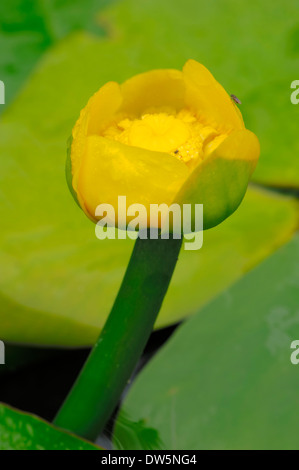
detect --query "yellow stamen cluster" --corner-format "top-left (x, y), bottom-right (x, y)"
top-left (102, 108), bottom-right (226, 168)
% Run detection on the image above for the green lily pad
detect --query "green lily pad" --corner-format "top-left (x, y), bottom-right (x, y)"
top-left (0, 0), bottom-right (110, 111)
top-left (115, 235), bottom-right (299, 450)
top-left (0, 403), bottom-right (101, 450)
top-left (243, 81), bottom-right (299, 188)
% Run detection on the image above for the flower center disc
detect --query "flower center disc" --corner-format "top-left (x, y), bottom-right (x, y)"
top-left (102, 109), bottom-right (227, 168)
top-left (129, 113), bottom-right (190, 153)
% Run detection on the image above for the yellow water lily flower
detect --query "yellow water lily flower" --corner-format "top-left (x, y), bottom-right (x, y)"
top-left (67, 59), bottom-right (260, 229)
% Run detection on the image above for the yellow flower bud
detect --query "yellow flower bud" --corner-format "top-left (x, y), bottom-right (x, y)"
top-left (67, 59), bottom-right (260, 229)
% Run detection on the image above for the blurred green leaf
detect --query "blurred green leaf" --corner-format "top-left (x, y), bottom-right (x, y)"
top-left (243, 82), bottom-right (299, 188)
top-left (115, 235), bottom-right (299, 450)
top-left (0, 0), bottom-right (111, 110)
top-left (0, 403), bottom-right (101, 450)
top-left (0, 31), bottom-right (298, 345)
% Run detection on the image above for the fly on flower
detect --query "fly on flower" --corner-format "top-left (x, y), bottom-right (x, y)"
top-left (231, 94), bottom-right (242, 105)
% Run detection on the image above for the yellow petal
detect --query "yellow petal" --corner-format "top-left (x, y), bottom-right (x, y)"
top-left (120, 69), bottom-right (185, 116)
top-left (209, 128), bottom-right (260, 164)
top-left (183, 59), bottom-right (244, 132)
top-left (71, 81), bottom-right (123, 190)
top-left (87, 81), bottom-right (123, 135)
top-left (76, 136), bottom-right (190, 224)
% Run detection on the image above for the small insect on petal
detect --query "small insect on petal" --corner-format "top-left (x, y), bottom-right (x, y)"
top-left (231, 94), bottom-right (242, 105)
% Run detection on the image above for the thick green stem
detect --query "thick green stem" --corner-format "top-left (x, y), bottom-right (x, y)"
top-left (53, 235), bottom-right (182, 440)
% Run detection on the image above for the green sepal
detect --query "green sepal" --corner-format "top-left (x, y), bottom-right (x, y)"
top-left (65, 135), bottom-right (81, 209)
